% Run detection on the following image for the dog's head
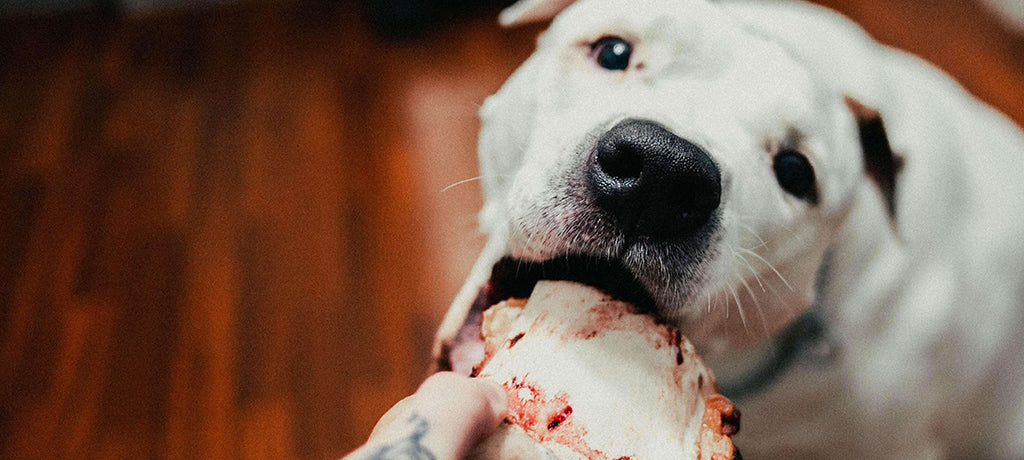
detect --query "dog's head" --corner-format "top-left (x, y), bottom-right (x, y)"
top-left (460, 0), bottom-right (898, 349)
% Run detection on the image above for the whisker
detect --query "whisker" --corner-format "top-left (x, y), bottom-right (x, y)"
top-left (727, 279), bottom-right (749, 333)
top-left (733, 250), bottom-right (767, 292)
top-left (733, 212), bottom-right (804, 245)
top-left (736, 247), bottom-right (793, 291)
top-left (518, 219), bottom-right (545, 259)
top-left (761, 273), bottom-right (791, 306)
top-left (738, 274), bottom-right (771, 340)
top-left (736, 221), bottom-right (769, 250)
top-left (441, 174), bottom-right (511, 193)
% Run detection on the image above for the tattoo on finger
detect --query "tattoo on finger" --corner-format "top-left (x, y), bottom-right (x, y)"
top-left (367, 414), bottom-right (436, 460)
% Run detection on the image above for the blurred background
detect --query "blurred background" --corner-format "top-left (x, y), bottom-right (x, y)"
top-left (0, 0), bottom-right (1022, 458)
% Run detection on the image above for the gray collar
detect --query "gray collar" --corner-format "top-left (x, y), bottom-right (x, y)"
top-left (717, 309), bottom-right (834, 400)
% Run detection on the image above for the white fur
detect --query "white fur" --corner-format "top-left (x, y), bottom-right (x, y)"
top-left (436, 0), bottom-right (1024, 457)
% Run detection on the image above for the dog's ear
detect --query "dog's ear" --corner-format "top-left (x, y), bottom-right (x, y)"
top-left (845, 97), bottom-right (903, 225)
top-left (499, 0), bottom-right (576, 27)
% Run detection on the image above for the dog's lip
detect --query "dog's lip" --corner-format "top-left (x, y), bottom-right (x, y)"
top-left (484, 255), bottom-right (658, 313)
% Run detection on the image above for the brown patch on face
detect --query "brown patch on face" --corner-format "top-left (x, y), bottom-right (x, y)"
top-left (845, 97), bottom-right (904, 226)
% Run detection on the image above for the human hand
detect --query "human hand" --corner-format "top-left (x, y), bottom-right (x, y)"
top-left (342, 372), bottom-right (508, 460)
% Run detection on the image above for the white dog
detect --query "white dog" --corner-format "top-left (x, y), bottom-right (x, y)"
top-left (432, 0), bottom-right (1024, 457)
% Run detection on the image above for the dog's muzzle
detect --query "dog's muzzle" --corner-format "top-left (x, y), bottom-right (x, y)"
top-left (588, 119), bottom-right (722, 240)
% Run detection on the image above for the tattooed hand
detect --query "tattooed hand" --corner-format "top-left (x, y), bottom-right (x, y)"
top-left (342, 372), bottom-right (508, 460)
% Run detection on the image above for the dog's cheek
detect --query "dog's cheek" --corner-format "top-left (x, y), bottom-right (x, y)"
top-left (504, 179), bottom-right (561, 260)
top-left (478, 55), bottom-right (545, 234)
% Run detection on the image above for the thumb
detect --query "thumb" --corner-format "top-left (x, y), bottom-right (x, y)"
top-left (346, 372), bottom-right (507, 460)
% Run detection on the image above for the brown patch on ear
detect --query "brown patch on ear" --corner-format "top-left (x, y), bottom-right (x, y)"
top-left (845, 97), bottom-right (904, 225)
top-left (432, 341), bottom-right (454, 373)
top-left (430, 286), bottom-right (491, 375)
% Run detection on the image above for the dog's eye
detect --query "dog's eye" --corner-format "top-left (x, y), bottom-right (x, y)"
top-left (591, 36), bottom-right (632, 71)
top-left (773, 150), bottom-right (818, 203)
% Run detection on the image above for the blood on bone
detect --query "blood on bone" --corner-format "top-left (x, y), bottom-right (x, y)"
top-left (571, 301), bottom-right (682, 357)
top-left (665, 328), bottom-right (686, 365)
top-left (502, 377), bottom-right (610, 459)
top-left (546, 405), bottom-right (572, 430)
top-left (569, 303), bottom-right (636, 341)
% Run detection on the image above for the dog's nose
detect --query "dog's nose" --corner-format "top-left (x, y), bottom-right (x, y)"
top-left (589, 119), bottom-right (721, 238)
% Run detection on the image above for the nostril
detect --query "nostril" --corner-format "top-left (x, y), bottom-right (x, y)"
top-left (597, 143), bottom-right (644, 180)
top-left (589, 119), bottom-right (721, 239)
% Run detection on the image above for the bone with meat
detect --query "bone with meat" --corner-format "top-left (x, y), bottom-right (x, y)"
top-left (466, 281), bottom-right (740, 460)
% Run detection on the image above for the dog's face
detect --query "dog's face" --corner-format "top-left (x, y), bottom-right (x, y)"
top-left (476, 0), bottom-right (874, 336)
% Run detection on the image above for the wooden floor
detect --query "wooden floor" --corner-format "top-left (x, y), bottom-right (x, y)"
top-left (1, 1), bottom-right (1022, 459)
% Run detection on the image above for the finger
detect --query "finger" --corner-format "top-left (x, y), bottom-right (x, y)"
top-left (369, 394), bottom-right (417, 439)
top-left (348, 372), bottom-right (507, 460)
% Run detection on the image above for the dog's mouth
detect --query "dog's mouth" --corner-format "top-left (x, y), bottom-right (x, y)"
top-left (436, 254), bottom-right (662, 375)
top-left (484, 255), bottom-right (658, 312)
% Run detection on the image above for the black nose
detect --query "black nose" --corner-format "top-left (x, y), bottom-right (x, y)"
top-left (589, 119), bottom-right (721, 238)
